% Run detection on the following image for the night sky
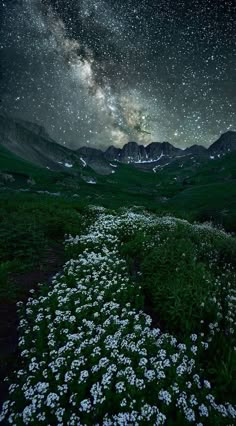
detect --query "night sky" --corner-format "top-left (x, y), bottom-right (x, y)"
top-left (0, 0), bottom-right (235, 149)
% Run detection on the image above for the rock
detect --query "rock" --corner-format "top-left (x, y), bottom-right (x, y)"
top-left (0, 173), bottom-right (15, 183)
top-left (81, 175), bottom-right (97, 184)
top-left (208, 131), bottom-right (236, 155)
top-left (27, 177), bottom-right (36, 185)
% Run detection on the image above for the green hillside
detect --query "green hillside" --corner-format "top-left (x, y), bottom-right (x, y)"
top-left (1, 142), bottom-right (236, 227)
top-left (0, 145), bottom-right (62, 188)
top-left (0, 144), bottom-right (48, 176)
top-left (0, 144), bottom-right (236, 421)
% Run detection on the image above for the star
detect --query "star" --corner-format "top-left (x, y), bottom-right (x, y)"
top-left (0, 0), bottom-right (235, 149)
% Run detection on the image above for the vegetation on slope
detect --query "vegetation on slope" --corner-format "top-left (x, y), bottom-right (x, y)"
top-left (1, 141), bottom-right (236, 226)
top-left (1, 209), bottom-right (235, 424)
top-left (0, 143), bottom-right (236, 423)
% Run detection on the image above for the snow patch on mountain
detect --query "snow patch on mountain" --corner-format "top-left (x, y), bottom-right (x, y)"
top-left (80, 157), bottom-right (87, 167)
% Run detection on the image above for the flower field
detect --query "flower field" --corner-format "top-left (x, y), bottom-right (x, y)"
top-left (1, 208), bottom-right (236, 425)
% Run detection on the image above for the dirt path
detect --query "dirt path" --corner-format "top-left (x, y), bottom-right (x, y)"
top-left (0, 244), bottom-right (65, 409)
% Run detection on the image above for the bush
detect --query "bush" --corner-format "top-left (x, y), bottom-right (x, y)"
top-left (0, 213), bottom-right (47, 268)
top-left (1, 210), bottom-right (235, 424)
top-left (0, 194), bottom-right (84, 271)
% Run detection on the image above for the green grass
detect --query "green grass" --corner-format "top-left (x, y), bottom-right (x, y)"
top-left (168, 181), bottom-right (236, 213)
top-left (1, 140), bottom-right (236, 228)
top-left (0, 192), bottom-right (89, 302)
top-left (1, 209), bottom-right (235, 424)
top-left (0, 145), bottom-right (53, 180)
top-left (0, 141), bottom-right (236, 422)
top-left (120, 215), bottom-right (236, 404)
top-left (167, 181), bottom-right (236, 231)
top-left (1, 140), bottom-right (236, 223)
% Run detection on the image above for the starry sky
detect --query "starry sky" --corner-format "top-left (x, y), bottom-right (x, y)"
top-left (0, 0), bottom-right (235, 149)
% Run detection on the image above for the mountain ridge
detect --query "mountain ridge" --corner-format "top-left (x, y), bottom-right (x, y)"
top-left (0, 114), bottom-right (235, 174)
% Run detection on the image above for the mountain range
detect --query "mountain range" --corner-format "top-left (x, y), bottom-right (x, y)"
top-left (0, 113), bottom-right (235, 175)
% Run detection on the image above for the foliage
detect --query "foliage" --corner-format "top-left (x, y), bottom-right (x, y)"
top-left (1, 140), bottom-right (236, 231)
top-left (1, 210), bottom-right (235, 425)
top-left (0, 193), bottom-right (86, 269)
top-left (0, 193), bottom-right (87, 305)
top-left (120, 214), bottom-right (236, 405)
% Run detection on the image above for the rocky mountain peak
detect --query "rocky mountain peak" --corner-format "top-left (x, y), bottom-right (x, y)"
top-left (0, 114), bottom-right (235, 175)
top-left (208, 131), bottom-right (236, 155)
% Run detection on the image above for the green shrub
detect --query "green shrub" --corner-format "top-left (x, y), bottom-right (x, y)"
top-left (120, 217), bottom-right (236, 404)
top-left (0, 212), bottom-right (47, 269)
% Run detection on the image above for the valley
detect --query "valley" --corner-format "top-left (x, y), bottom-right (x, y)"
top-left (1, 114), bottom-right (236, 230)
top-left (0, 115), bottom-right (236, 424)
top-left (1, 0), bottom-right (235, 423)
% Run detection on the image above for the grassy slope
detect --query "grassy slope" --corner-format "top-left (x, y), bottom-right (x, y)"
top-left (1, 142), bottom-right (236, 222)
top-left (0, 145), bottom-right (236, 414)
top-left (168, 182), bottom-right (236, 211)
top-left (0, 145), bottom-right (52, 179)
top-left (163, 152), bottom-right (236, 229)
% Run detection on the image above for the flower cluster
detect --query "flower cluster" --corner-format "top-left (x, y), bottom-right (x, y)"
top-left (1, 209), bottom-right (235, 424)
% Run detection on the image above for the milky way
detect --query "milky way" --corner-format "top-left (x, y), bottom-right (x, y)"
top-left (0, 0), bottom-right (235, 149)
